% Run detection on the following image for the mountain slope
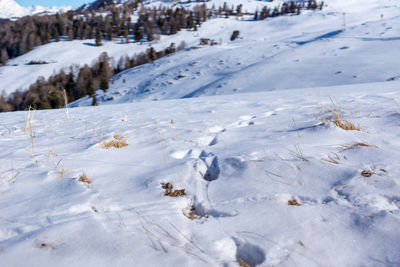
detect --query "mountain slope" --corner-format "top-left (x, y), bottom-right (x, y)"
top-left (74, 0), bottom-right (400, 106)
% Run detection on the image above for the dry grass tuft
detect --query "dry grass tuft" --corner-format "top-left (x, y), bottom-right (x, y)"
top-left (329, 101), bottom-right (360, 131)
top-left (161, 183), bottom-right (186, 197)
top-left (182, 204), bottom-right (201, 220)
top-left (333, 114), bottom-right (361, 131)
top-left (59, 167), bottom-right (66, 178)
top-left (79, 172), bottom-right (91, 184)
top-left (23, 106), bottom-right (36, 156)
top-left (237, 258), bottom-right (252, 267)
top-left (102, 134), bottom-right (128, 149)
top-left (361, 170), bottom-right (373, 177)
top-left (339, 142), bottom-right (373, 151)
top-left (318, 96), bottom-right (361, 131)
top-left (288, 199), bottom-right (301, 206)
top-left (288, 144), bottom-right (309, 162)
top-left (321, 152), bottom-right (340, 165)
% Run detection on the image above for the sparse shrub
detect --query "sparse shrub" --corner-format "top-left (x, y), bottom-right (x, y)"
top-left (26, 60), bottom-right (50, 65)
top-left (161, 182), bottom-right (186, 197)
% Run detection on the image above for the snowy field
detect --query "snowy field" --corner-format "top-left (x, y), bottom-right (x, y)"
top-left (1, 81), bottom-right (400, 266)
top-left (1, 0), bottom-right (400, 266)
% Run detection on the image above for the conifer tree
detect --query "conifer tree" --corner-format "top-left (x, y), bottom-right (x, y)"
top-left (147, 47), bottom-right (157, 61)
top-left (68, 27), bottom-right (74, 41)
top-left (133, 24), bottom-right (143, 42)
top-left (170, 18), bottom-right (178, 35)
top-left (147, 27), bottom-right (154, 42)
top-left (87, 82), bottom-right (95, 96)
top-left (54, 28), bottom-right (60, 42)
top-left (95, 30), bottom-right (103, 46)
top-left (92, 96), bottom-right (97, 106)
top-left (0, 48), bottom-right (8, 66)
top-left (187, 12), bottom-right (195, 29)
top-left (100, 78), bottom-right (109, 91)
top-left (236, 4), bottom-right (242, 16)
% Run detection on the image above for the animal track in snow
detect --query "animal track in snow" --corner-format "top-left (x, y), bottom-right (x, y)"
top-left (227, 115), bottom-right (258, 129)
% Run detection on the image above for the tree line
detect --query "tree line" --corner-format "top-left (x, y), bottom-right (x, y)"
top-left (253, 0), bottom-right (324, 20)
top-left (0, 42), bottom-right (185, 112)
top-left (0, 0), bottom-right (209, 65)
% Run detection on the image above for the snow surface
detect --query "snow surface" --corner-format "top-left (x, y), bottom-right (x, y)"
top-left (0, 0), bottom-right (71, 19)
top-left (1, 0), bottom-right (400, 266)
top-left (1, 0), bottom-right (400, 96)
top-left (1, 81), bottom-right (400, 266)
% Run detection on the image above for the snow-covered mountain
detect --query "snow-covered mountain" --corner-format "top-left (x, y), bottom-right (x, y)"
top-left (0, 0), bottom-right (71, 19)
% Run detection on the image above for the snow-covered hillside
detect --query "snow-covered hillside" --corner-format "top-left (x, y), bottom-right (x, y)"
top-left (1, 0), bottom-right (399, 99)
top-left (0, 0), bottom-right (71, 19)
top-left (0, 0), bottom-right (290, 95)
top-left (77, 2), bottom-right (400, 106)
top-left (1, 81), bottom-right (400, 266)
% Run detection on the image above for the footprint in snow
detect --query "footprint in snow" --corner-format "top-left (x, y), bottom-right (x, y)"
top-left (196, 152), bottom-right (220, 182)
top-left (233, 237), bottom-right (266, 267)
